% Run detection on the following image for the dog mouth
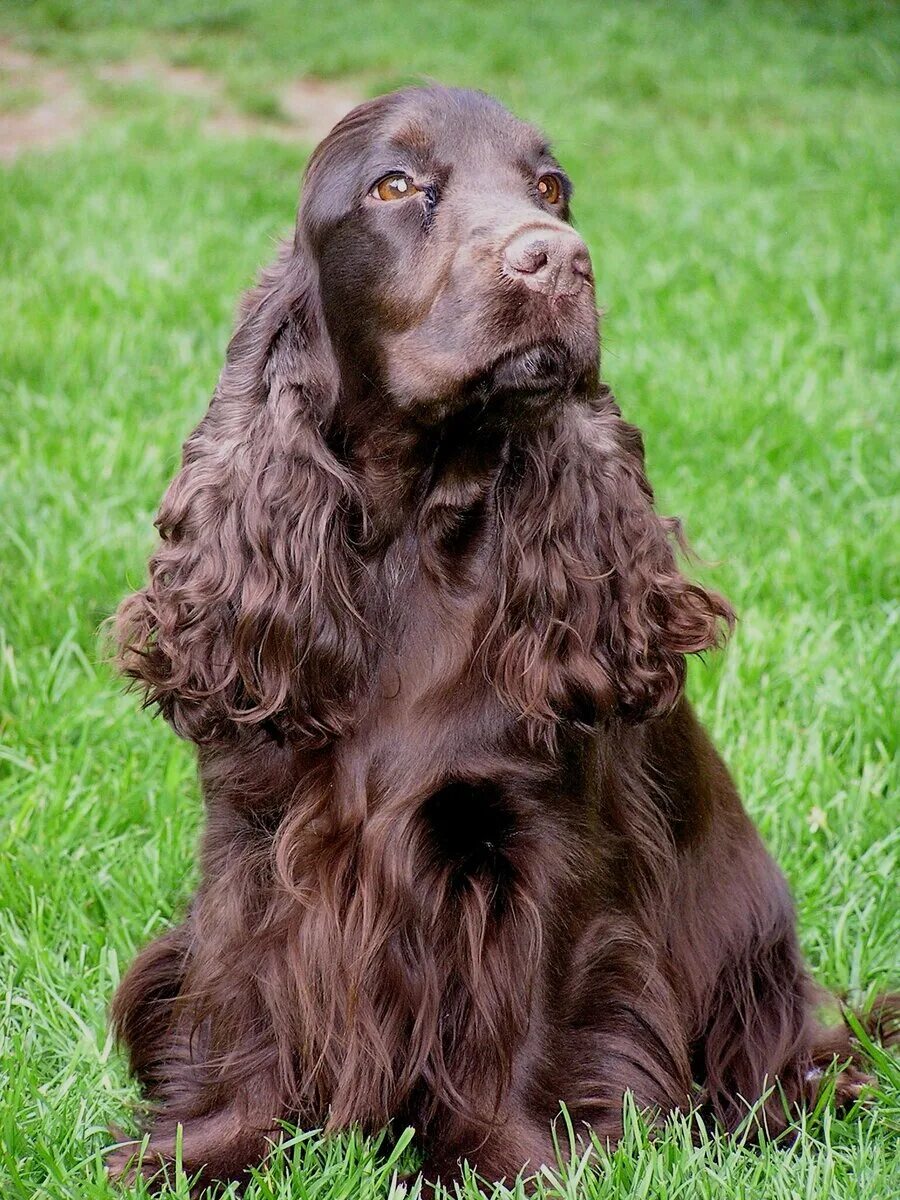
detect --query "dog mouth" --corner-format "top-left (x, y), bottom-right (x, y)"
top-left (474, 339), bottom-right (595, 407)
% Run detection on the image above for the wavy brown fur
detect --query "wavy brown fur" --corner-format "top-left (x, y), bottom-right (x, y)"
top-left (109, 87), bottom-right (895, 1192)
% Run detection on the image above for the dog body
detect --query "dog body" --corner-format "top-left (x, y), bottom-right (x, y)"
top-left (110, 87), bottom-right (878, 1189)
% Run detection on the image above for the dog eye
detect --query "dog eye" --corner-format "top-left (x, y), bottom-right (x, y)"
top-left (372, 173), bottom-right (421, 201)
top-left (536, 174), bottom-right (562, 204)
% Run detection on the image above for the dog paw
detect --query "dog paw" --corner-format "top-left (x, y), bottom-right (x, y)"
top-left (833, 1062), bottom-right (874, 1110)
top-left (106, 1138), bottom-right (157, 1187)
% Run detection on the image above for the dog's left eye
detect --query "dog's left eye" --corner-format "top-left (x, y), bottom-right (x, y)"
top-left (537, 174), bottom-right (563, 205)
top-left (372, 173), bottom-right (421, 201)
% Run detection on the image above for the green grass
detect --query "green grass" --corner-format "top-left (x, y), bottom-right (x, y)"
top-left (1, 1), bottom-right (898, 1197)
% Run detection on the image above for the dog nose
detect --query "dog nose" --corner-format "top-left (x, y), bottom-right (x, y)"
top-left (503, 228), bottom-right (592, 297)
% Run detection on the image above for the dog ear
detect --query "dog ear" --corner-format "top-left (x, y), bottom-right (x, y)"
top-left (116, 243), bottom-right (366, 744)
top-left (488, 390), bottom-right (733, 732)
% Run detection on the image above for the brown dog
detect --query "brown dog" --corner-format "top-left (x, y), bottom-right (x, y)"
top-left (109, 86), bottom-right (894, 1191)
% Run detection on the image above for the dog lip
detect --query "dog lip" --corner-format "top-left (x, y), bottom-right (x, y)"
top-left (459, 338), bottom-right (597, 419)
top-left (491, 338), bottom-right (566, 372)
top-left (484, 339), bottom-right (589, 391)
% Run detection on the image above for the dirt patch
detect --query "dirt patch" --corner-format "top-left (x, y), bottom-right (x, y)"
top-left (0, 38), bottom-right (363, 164)
top-left (95, 54), bottom-right (362, 146)
top-left (279, 77), bottom-right (363, 142)
top-left (95, 58), bottom-right (219, 100)
top-left (99, 59), bottom-right (362, 142)
top-left (204, 72), bottom-right (363, 145)
top-left (0, 39), bottom-right (90, 163)
top-left (0, 42), bottom-right (34, 73)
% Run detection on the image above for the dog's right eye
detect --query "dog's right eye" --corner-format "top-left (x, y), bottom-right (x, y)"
top-left (372, 173), bottom-right (421, 201)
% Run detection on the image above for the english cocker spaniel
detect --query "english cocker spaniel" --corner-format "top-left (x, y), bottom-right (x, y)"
top-left (110, 86), bottom-right (894, 1192)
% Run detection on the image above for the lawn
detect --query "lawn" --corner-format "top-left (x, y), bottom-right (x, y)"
top-left (0, 1), bottom-right (897, 1197)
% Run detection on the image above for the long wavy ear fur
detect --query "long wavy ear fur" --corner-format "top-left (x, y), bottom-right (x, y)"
top-left (488, 387), bottom-right (734, 731)
top-left (116, 243), bottom-right (365, 744)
